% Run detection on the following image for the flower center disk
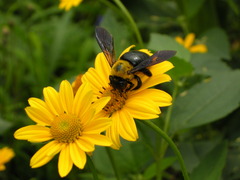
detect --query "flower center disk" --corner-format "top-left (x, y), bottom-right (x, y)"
top-left (50, 113), bottom-right (82, 143)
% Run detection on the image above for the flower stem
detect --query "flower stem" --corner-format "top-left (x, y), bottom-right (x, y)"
top-left (141, 120), bottom-right (189, 180)
top-left (87, 156), bottom-right (99, 180)
top-left (163, 85), bottom-right (178, 133)
top-left (106, 147), bottom-right (121, 180)
top-left (112, 0), bottom-right (144, 47)
top-left (157, 84), bottom-right (178, 179)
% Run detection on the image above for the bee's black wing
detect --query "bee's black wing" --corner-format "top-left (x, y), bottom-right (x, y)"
top-left (129, 50), bottom-right (176, 73)
top-left (95, 27), bottom-right (116, 67)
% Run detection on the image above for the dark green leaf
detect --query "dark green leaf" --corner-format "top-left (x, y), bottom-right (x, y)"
top-left (191, 53), bottom-right (231, 76)
top-left (101, 10), bottom-right (131, 57)
top-left (170, 70), bottom-right (240, 132)
top-left (0, 117), bottom-right (12, 134)
top-left (148, 33), bottom-right (191, 61)
top-left (143, 157), bottom-right (177, 179)
top-left (190, 141), bottom-right (228, 180)
top-left (204, 28), bottom-right (230, 59)
top-left (184, 0), bottom-right (207, 18)
top-left (168, 57), bottom-right (193, 81)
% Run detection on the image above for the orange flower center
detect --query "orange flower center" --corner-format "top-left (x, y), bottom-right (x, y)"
top-left (50, 113), bottom-right (82, 143)
top-left (100, 87), bottom-right (127, 115)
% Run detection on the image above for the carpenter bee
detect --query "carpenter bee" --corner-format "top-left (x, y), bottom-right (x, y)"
top-left (95, 27), bottom-right (176, 92)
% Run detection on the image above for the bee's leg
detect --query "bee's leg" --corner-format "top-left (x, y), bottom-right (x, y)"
top-left (140, 68), bottom-right (152, 77)
top-left (132, 75), bottom-right (142, 90)
top-left (125, 80), bottom-right (134, 91)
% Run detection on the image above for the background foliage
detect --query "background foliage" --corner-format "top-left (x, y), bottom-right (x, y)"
top-left (0, 0), bottom-right (240, 179)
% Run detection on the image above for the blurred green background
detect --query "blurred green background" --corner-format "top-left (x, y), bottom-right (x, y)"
top-left (0, 0), bottom-right (240, 179)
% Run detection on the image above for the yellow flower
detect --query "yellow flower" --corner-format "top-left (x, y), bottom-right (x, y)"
top-left (175, 33), bottom-right (207, 53)
top-left (59, 0), bottom-right (83, 11)
top-left (82, 45), bottom-right (173, 149)
top-left (0, 147), bottom-right (15, 171)
top-left (14, 80), bottom-right (111, 177)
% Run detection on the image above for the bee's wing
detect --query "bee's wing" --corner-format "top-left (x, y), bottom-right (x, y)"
top-left (129, 50), bottom-right (176, 73)
top-left (95, 27), bottom-right (116, 67)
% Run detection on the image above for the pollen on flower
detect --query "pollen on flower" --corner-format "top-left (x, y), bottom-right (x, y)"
top-left (50, 113), bottom-right (82, 143)
top-left (99, 87), bottom-right (127, 115)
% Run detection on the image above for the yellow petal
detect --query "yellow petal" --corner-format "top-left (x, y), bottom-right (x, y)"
top-left (175, 36), bottom-right (184, 45)
top-left (14, 125), bottom-right (52, 142)
top-left (0, 164), bottom-right (6, 171)
top-left (69, 142), bottom-right (86, 169)
top-left (58, 145), bottom-right (73, 177)
top-left (43, 87), bottom-right (62, 115)
top-left (125, 96), bottom-right (160, 119)
top-left (135, 89), bottom-right (172, 107)
top-left (75, 138), bottom-right (95, 152)
top-left (138, 49), bottom-right (153, 56)
top-left (139, 74), bottom-right (172, 91)
top-left (0, 147), bottom-right (15, 164)
top-left (59, 0), bottom-right (83, 11)
top-left (91, 96), bottom-right (111, 115)
top-left (28, 98), bottom-right (54, 123)
top-left (72, 82), bottom-right (93, 121)
top-left (184, 33), bottom-right (195, 49)
top-left (82, 68), bottom-right (108, 93)
top-left (106, 114), bottom-right (121, 149)
top-left (30, 141), bottom-right (61, 168)
top-left (117, 109), bottom-right (138, 141)
top-left (148, 61), bottom-right (174, 76)
top-left (81, 134), bottom-right (112, 146)
top-left (83, 117), bottom-right (111, 134)
top-left (25, 107), bottom-right (52, 125)
top-left (118, 45), bottom-right (135, 59)
top-left (189, 44), bottom-right (208, 53)
top-left (59, 80), bottom-right (74, 114)
top-left (95, 53), bottom-right (112, 82)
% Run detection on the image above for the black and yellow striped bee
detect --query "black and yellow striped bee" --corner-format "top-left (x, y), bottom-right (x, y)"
top-left (95, 27), bottom-right (176, 92)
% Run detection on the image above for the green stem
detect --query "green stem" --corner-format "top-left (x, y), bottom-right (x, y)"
top-left (106, 147), bottom-right (121, 180)
top-left (99, 0), bottom-right (121, 15)
top-left (157, 84), bottom-right (178, 180)
top-left (141, 120), bottom-right (189, 180)
top-left (87, 156), bottom-right (99, 180)
top-left (112, 0), bottom-right (144, 47)
top-left (163, 85), bottom-right (178, 133)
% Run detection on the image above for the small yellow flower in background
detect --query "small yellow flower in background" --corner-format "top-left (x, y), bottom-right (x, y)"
top-left (14, 80), bottom-right (112, 177)
top-left (175, 33), bottom-right (207, 53)
top-left (0, 147), bottom-right (15, 171)
top-left (81, 45), bottom-right (173, 149)
top-left (59, 0), bottom-right (83, 11)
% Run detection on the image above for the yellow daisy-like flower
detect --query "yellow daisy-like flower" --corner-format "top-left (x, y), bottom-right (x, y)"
top-left (0, 147), bottom-right (15, 171)
top-left (59, 0), bottom-right (83, 11)
top-left (14, 80), bottom-right (112, 177)
top-left (82, 45), bottom-right (174, 149)
top-left (175, 33), bottom-right (207, 53)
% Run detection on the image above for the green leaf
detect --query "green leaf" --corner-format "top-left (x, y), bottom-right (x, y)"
top-left (168, 57), bottom-right (193, 81)
top-left (148, 33), bottom-right (191, 61)
top-left (93, 140), bottom-right (152, 176)
top-left (191, 53), bottom-right (231, 76)
top-left (0, 117), bottom-right (12, 134)
top-left (48, 11), bottom-right (73, 74)
top-left (101, 10), bottom-right (131, 57)
top-left (143, 157), bottom-right (177, 179)
top-left (170, 70), bottom-right (240, 132)
top-left (190, 141), bottom-right (228, 180)
top-left (184, 0), bottom-right (207, 18)
top-left (204, 28), bottom-right (230, 59)
top-left (177, 138), bottom-right (222, 173)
